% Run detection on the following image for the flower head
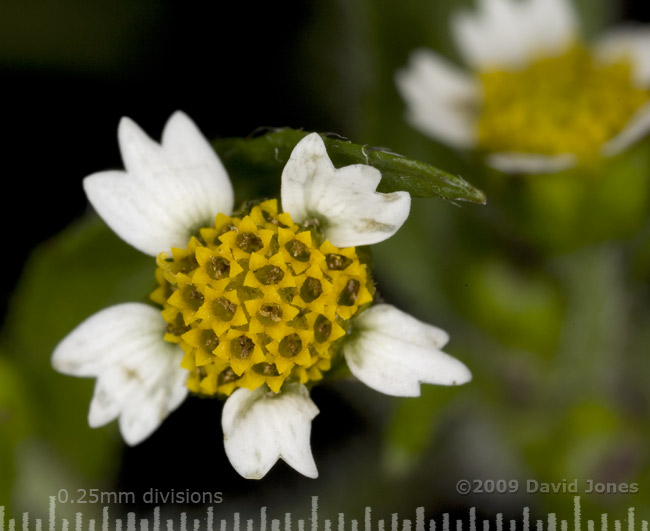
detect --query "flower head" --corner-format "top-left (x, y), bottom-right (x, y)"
top-left (153, 198), bottom-right (373, 397)
top-left (52, 112), bottom-right (471, 479)
top-left (397, 0), bottom-right (650, 173)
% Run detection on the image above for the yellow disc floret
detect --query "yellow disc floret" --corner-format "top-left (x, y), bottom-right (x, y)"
top-left (150, 199), bottom-right (374, 396)
top-left (477, 45), bottom-right (649, 160)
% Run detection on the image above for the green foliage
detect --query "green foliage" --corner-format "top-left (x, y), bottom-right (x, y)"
top-left (457, 257), bottom-right (565, 355)
top-left (382, 386), bottom-right (458, 478)
top-left (2, 216), bottom-right (154, 507)
top-left (0, 353), bottom-right (33, 510)
top-left (492, 143), bottom-right (650, 252)
top-left (214, 129), bottom-right (487, 205)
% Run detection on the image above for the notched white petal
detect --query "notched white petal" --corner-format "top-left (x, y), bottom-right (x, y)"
top-left (487, 152), bottom-right (577, 174)
top-left (222, 383), bottom-right (319, 479)
top-left (344, 304), bottom-right (471, 397)
top-left (281, 133), bottom-right (411, 247)
top-left (396, 49), bottom-right (479, 149)
top-left (52, 303), bottom-right (188, 445)
top-left (84, 112), bottom-right (233, 256)
top-left (162, 111), bottom-right (234, 215)
top-left (118, 359), bottom-right (188, 446)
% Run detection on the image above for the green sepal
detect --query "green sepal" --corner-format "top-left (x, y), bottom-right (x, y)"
top-left (213, 129), bottom-right (487, 205)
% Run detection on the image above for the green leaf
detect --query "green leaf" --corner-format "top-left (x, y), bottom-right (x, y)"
top-left (213, 129), bottom-right (487, 204)
top-left (3, 215), bottom-right (153, 483)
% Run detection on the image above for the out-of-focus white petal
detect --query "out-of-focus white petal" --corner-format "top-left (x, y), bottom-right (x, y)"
top-left (396, 49), bottom-right (479, 149)
top-left (522, 0), bottom-right (577, 59)
top-left (52, 303), bottom-right (188, 445)
top-left (595, 26), bottom-right (650, 88)
top-left (486, 152), bottom-right (577, 174)
top-left (453, 0), bottom-right (527, 69)
top-left (84, 112), bottom-right (233, 256)
top-left (601, 102), bottom-right (650, 157)
top-left (344, 304), bottom-right (471, 397)
top-left (222, 383), bottom-right (319, 479)
top-left (281, 133), bottom-right (411, 247)
top-left (452, 0), bottom-right (577, 70)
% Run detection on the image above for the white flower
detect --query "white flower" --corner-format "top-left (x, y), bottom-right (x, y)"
top-left (396, 0), bottom-right (650, 174)
top-left (52, 111), bottom-right (471, 479)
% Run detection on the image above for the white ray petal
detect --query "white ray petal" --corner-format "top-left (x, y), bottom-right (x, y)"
top-left (118, 360), bottom-right (188, 445)
top-left (222, 383), bottom-right (319, 479)
top-left (84, 112), bottom-right (233, 256)
top-left (52, 303), bottom-right (188, 445)
top-left (396, 49), bottom-right (479, 149)
top-left (453, 0), bottom-right (528, 69)
top-left (486, 152), bottom-right (577, 174)
top-left (281, 133), bottom-right (411, 247)
top-left (522, 0), bottom-right (577, 59)
top-left (344, 304), bottom-right (471, 397)
top-left (595, 25), bottom-right (650, 88)
top-left (162, 111), bottom-right (234, 214)
top-left (452, 0), bottom-right (577, 70)
top-left (602, 102), bottom-right (650, 157)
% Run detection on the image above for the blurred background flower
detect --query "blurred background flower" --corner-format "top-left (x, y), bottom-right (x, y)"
top-left (2, 0), bottom-right (650, 524)
top-left (397, 0), bottom-right (650, 174)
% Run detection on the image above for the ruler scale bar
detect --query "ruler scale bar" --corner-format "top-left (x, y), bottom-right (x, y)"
top-left (0, 496), bottom-right (645, 531)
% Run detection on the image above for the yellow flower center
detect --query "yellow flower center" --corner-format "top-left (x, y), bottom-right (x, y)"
top-left (477, 45), bottom-right (649, 160)
top-left (151, 199), bottom-right (374, 396)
